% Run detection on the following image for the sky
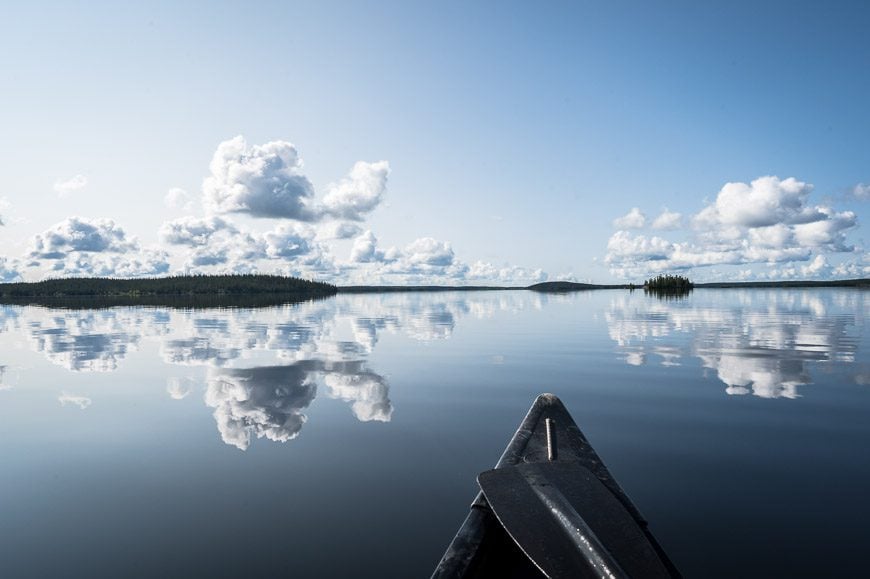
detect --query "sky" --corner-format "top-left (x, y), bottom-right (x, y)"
top-left (1, 0), bottom-right (868, 284)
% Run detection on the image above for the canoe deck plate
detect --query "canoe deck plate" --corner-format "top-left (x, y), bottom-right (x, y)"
top-left (479, 461), bottom-right (671, 579)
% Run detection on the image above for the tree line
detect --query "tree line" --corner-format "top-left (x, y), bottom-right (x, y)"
top-left (0, 274), bottom-right (337, 298)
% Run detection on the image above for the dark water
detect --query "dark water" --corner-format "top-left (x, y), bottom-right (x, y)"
top-left (1, 289), bottom-right (868, 578)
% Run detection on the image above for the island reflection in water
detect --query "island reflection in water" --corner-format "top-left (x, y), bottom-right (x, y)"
top-left (0, 289), bottom-right (867, 450)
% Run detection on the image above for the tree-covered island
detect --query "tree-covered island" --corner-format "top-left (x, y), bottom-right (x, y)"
top-left (0, 274), bottom-right (337, 301)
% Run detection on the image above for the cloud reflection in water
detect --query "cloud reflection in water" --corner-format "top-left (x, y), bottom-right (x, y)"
top-left (3, 293), bottom-right (532, 448)
top-left (606, 290), bottom-right (862, 398)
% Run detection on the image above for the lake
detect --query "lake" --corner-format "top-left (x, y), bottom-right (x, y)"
top-left (1, 289), bottom-right (868, 577)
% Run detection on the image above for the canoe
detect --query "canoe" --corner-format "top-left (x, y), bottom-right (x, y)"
top-left (431, 393), bottom-right (681, 578)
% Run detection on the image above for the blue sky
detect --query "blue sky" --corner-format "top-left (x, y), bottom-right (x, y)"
top-left (1, 0), bottom-right (868, 283)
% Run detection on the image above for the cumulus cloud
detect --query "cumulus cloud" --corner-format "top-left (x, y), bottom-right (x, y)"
top-left (613, 207), bottom-right (646, 229)
top-left (651, 209), bottom-right (682, 230)
top-left (30, 217), bottom-right (138, 258)
top-left (321, 161), bottom-right (390, 221)
top-left (205, 365), bottom-right (317, 450)
top-left (164, 187), bottom-right (194, 211)
top-left (324, 368), bottom-right (392, 422)
top-left (201, 136), bottom-right (391, 224)
top-left (53, 174), bottom-right (87, 197)
top-left (404, 237), bottom-right (455, 267)
top-left (160, 216), bottom-right (236, 246)
top-left (264, 223), bottom-right (317, 260)
top-left (350, 231), bottom-right (397, 264)
top-left (695, 176), bottom-right (822, 228)
top-left (50, 249), bottom-right (170, 278)
top-left (202, 136), bottom-right (319, 220)
top-left (347, 231), bottom-right (547, 285)
top-left (317, 221), bottom-right (363, 240)
top-left (0, 257), bottom-right (22, 282)
top-left (606, 176), bottom-right (859, 279)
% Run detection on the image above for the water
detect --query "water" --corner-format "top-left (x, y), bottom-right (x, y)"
top-left (1, 289), bottom-right (868, 578)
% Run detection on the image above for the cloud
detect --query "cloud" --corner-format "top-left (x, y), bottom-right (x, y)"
top-left (53, 174), bottom-right (88, 197)
top-left (606, 290), bottom-right (860, 398)
top-left (324, 368), bottom-right (392, 422)
top-left (202, 136), bottom-right (390, 223)
top-left (164, 188), bottom-right (194, 211)
top-left (605, 176), bottom-right (859, 279)
top-left (853, 183), bottom-right (870, 200)
top-left (28, 310), bottom-right (142, 371)
top-left (350, 230), bottom-right (397, 263)
top-left (202, 136), bottom-right (319, 220)
top-left (30, 217), bottom-right (138, 258)
top-left (167, 376), bottom-right (194, 400)
top-left (0, 197), bottom-right (9, 226)
top-left (317, 221), bottom-right (363, 240)
top-left (159, 216), bottom-right (237, 246)
top-left (651, 209), bottom-right (682, 230)
top-left (695, 176), bottom-right (822, 228)
top-left (58, 391), bottom-right (92, 409)
top-left (613, 207), bottom-right (646, 229)
top-left (49, 249), bottom-right (170, 278)
top-left (404, 237), bottom-right (455, 267)
top-left (347, 231), bottom-right (548, 285)
top-left (0, 257), bottom-right (22, 282)
top-left (321, 161), bottom-right (390, 221)
top-left (205, 365), bottom-right (318, 450)
top-left (264, 223), bottom-right (317, 260)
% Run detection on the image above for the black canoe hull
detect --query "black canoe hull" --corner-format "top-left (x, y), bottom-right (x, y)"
top-left (432, 393), bottom-right (680, 578)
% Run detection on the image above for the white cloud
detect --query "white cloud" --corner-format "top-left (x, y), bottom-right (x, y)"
top-left (202, 136), bottom-right (390, 224)
top-left (30, 217), bottom-right (138, 258)
top-left (53, 174), bottom-right (88, 197)
top-left (651, 209), bottom-right (682, 230)
top-left (853, 183), bottom-right (870, 200)
top-left (347, 231), bottom-right (548, 285)
top-left (403, 237), bottom-right (455, 267)
top-left (203, 136), bottom-right (319, 220)
top-left (801, 255), bottom-right (829, 278)
top-left (49, 249), bottom-right (170, 278)
top-left (0, 257), bottom-right (22, 282)
top-left (613, 207), bottom-right (646, 229)
top-left (695, 176), bottom-right (821, 228)
top-left (0, 197), bottom-right (10, 226)
top-left (167, 377), bottom-right (194, 400)
top-left (164, 187), bottom-right (194, 211)
top-left (317, 221), bottom-right (363, 240)
top-left (159, 216), bottom-right (236, 246)
top-left (264, 223), bottom-right (317, 260)
top-left (322, 161), bottom-right (390, 221)
top-left (605, 176), bottom-right (859, 279)
top-left (58, 391), bottom-right (92, 409)
top-left (350, 230), bottom-right (398, 264)
top-left (204, 365), bottom-right (317, 450)
top-left (324, 370), bottom-right (392, 422)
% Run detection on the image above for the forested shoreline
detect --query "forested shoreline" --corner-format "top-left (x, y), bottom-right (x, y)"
top-left (0, 274), bottom-right (337, 299)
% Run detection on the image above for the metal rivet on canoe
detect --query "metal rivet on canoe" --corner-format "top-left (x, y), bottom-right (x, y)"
top-left (545, 418), bottom-right (557, 461)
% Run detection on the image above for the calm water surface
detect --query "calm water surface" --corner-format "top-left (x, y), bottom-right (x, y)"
top-left (1, 289), bottom-right (868, 577)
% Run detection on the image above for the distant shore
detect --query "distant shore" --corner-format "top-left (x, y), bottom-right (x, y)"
top-left (0, 275), bottom-right (867, 308)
